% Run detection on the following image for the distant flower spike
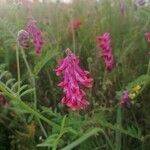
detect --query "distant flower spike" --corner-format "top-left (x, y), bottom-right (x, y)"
top-left (26, 18), bottom-right (44, 56)
top-left (144, 32), bottom-right (150, 42)
top-left (55, 48), bottom-right (93, 111)
top-left (96, 32), bottom-right (115, 72)
top-left (68, 19), bottom-right (81, 32)
top-left (17, 30), bottom-right (29, 48)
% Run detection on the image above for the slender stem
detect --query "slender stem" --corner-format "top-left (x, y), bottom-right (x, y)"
top-left (46, 69), bottom-right (56, 107)
top-left (38, 118), bottom-right (48, 138)
top-left (20, 47), bottom-right (49, 137)
top-left (16, 45), bottom-right (21, 94)
top-left (147, 59), bottom-right (150, 75)
top-left (69, 13), bottom-right (76, 53)
top-left (32, 78), bottom-right (37, 108)
top-left (115, 107), bottom-right (122, 150)
top-left (20, 47), bottom-right (37, 108)
top-left (102, 70), bottom-right (107, 104)
top-left (102, 70), bottom-right (107, 88)
top-left (103, 131), bottom-right (114, 150)
top-left (72, 29), bottom-right (76, 53)
top-left (15, 6), bottom-right (21, 94)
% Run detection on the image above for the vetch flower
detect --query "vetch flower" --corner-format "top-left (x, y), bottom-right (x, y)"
top-left (55, 48), bottom-right (93, 111)
top-left (17, 30), bottom-right (29, 48)
top-left (68, 19), bottom-right (81, 32)
top-left (120, 90), bottom-right (130, 107)
top-left (137, 0), bottom-right (146, 6)
top-left (26, 18), bottom-right (44, 56)
top-left (96, 32), bottom-right (115, 72)
top-left (144, 32), bottom-right (150, 42)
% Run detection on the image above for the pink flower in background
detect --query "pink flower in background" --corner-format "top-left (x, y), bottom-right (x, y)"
top-left (68, 19), bottom-right (81, 32)
top-left (0, 95), bottom-right (9, 107)
top-left (55, 48), bottom-right (93, 111)
top-left (138, 0), bottom-right (146, 6)
top-left (26, 18), bottom-right (44, 56)
top-left (120, 90), bottom-right (130, 107)
top-left (96, 32), bottom-right (115, 72)
top-left (144, 32), bottom-right (150, 42)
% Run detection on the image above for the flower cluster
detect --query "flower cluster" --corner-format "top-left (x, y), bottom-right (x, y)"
top-left (26, 18), bottom-right (44, 56)
top-left (17, 30), bottom-right (30, 49)
top-left (129, 85), bottom-right (141, 100)
top-left (96, 32), bottom-right (115, 72)
top-left (68, 19), bottom-right (81, 32)
top-left (55, 48), bottom-right (93, 110)
top-left (138, 0), bottom-right (146, 6)
top-left (120, 85), bottom-right (141, 108)
top-left (120, 90), bottom-right (130, 107)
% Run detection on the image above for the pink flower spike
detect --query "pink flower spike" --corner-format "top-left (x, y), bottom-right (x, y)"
top-left (26, 18), bottom-right (44, 56)
top-left (96, 32), bottom-right (115, 72)
top-left (144, 32), bottom-right (150, 42)
top-left (55, 48), bottom-right (93, 111)
top-left (68, 19), bottom-right (81, 32)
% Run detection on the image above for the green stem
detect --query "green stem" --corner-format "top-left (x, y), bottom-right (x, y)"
top-left (20, 47), bottom-right (48, 136)
top-left (46, 69), bottom-right (56, 107)
top-left (102, 70), bottom-right (107, 89)
top-left (72, 29), bottom-right (76, 53)
top-left (147, 59), bottom-right (150, 75)
top-left (69, 13), bottom-right (76, 53)
top-left (16, 45), bottom-right (21, 93)
top-left (103, 131), bottom-right (114, 150)
top-left (115, 107), bottom-right (122, 150)
top-left (20, 47), bottom-right (37, 108)
top-left (38, 118), bottom-right (48, 138)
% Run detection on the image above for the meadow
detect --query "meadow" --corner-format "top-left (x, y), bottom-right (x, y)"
top-left (0, 0), bottom-right (150, 149)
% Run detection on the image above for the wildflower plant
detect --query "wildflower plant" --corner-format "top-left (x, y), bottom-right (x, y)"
top-left (55, 48), bottom-right (93, 110)
top-left (26, 18), bottom-right (44, 56)
top-left (96, 32), bottom-right (115, 72)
